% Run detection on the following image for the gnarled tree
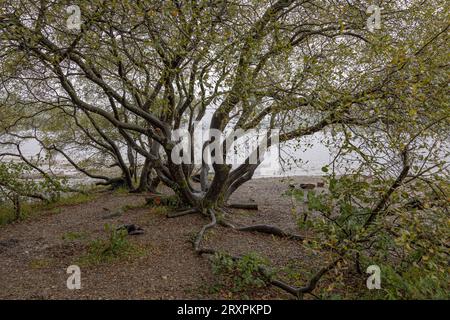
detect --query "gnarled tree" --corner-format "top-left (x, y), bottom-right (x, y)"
top-left (1, 0), bottom-right (448, 298)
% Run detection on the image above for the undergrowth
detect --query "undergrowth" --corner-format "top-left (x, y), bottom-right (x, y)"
top-left (77, 224), bottom-right (146, 266)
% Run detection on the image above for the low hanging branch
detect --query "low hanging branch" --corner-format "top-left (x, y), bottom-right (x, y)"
top-left (364, 151), bottom-right (411, 227)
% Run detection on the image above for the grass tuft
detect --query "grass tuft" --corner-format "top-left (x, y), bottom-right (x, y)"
top-left (76, 224), bottom-right (146, 266)
top-left (0, 192), bottom-right (97, 226)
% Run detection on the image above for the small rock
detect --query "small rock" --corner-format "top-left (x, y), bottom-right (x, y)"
top-left (116, 224), bottom-right (144, 235)
top-left (0, 239), bottom-right (19, 254)
top-left (0, 238), bottom-right (19, 248)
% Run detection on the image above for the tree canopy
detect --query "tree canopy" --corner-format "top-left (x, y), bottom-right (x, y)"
top-left (0, 0), bottom-right (448, 299)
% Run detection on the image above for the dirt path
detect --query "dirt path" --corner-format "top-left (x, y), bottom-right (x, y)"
top-left (0, 177), bottom-right (325, 299)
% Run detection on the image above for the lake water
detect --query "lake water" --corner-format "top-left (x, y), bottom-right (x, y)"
top-left (0, 132), bottom-right (341, 187)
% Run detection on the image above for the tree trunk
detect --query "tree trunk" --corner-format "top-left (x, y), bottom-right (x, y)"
top-left (135, 158), bottom-right (152, 192)
top-left (12, 194), bottom-right (21, 221)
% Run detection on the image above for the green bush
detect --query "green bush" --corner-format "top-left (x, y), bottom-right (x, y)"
top-left (287, 174), bottom-right (449, 300)
top-left (212, 252), bottom-right (269, 293)
top-left (381, 264), bottom-right (449, 300)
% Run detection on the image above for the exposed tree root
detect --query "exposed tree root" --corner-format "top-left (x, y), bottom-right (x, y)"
top-left (220, 220), bottom-right (303, 241)
top-left (191, 219), bottom-right (336, 298)
top-left (171, 206), bottom-right (332, 299)
top-left (226, 203), bottom-right (258, 210)
top-left (196, 240), bottom-right (339, 299)
top-left (236, 225), bottom-right (303, 240)
top-left (196, 248), bottom-right (219, 256)
top-left (193, 209), bottom-right (217, 253)
top-left (166, 208), bottom-right (199, 218)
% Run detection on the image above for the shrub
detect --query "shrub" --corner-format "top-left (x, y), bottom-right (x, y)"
top-left (77, 224), bottom-right (144, 266)
top-left (287, 174), bottom-right (449, 299)
top-left (212, 252), bottom-right (269, 293)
